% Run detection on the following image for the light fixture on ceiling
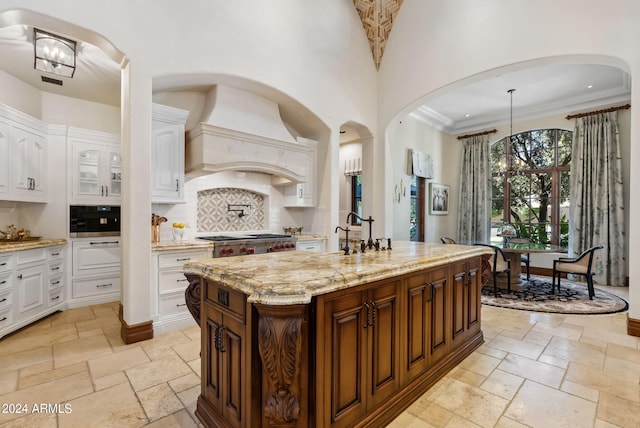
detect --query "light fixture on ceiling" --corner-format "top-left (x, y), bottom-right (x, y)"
top-left (33, 28), bottom-right (77, 78)
top-left (508, 88), bottom-right (516, 145)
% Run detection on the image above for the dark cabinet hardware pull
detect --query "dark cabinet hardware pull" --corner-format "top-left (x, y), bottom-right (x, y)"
top-left (0, 262), bottom-right (6, 266)
top-left (176, 257), bottom-right (190, 261)
top-left (96, 283), bottom-right (112, 288)
top-left (0, 280), bottom-right (5, 285)
top-left (51, 266), bottom-right (60, 271)
top-left (362, 302), bottom-right (370, 328)
top-left (51, 296), bottom-right (60, 301)
top-left (89, 241), bottom-right (119, 245)
top-left (17, 274), bottom-right (22, 280)
top-left (370, 301), bottom-right (377, 326)
top-left (176, 179), bottom-right (179, 192)
top-left (51, 253), bottom-right (60, 256)
top-left (214, 325), bottom-right (220, 351)
top-left (105, 186), bottom-right (109, 196)
top-left (0, 298), bottom-right (6, 303)
top-left (176, 278), bottom-right (188, 282)
top-left (51, 280), bottom-right (60, 286)
top-left (176, 303), bottom-right (187, 307)
top-left (425, 282), bottom-right (433, 302)
top-left (218, 326), bottom-right (227, 353)
top-left (0, 317), bottom-right (6, 322)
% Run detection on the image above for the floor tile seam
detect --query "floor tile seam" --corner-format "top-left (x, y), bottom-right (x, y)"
top-left (18, 360), bottom-right (90, 392)
top-left (564, 360), bottom-right (640, 400)
top-left (499, 351), bottom-right (568, 387)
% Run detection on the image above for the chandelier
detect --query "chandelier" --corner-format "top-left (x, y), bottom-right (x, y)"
top-left (33, 28), bottom-right (77, 78)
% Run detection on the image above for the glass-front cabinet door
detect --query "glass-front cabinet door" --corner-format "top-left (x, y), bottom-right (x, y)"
top-left (77, 148), bottom-right (101, 197)
top-left (109, 151), bottom-right (121, 197)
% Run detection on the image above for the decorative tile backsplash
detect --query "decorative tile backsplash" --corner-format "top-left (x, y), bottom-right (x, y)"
top-left (197, 188), bottom-right (265, 232)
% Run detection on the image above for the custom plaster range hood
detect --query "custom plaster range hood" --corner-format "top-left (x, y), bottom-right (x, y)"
top-left (185, 85), bottom-right (316, 183)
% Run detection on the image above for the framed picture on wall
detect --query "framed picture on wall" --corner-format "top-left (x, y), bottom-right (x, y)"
top-left (429, 183), bottom-right (450, 215)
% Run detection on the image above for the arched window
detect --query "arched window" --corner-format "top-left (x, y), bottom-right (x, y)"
top-left (490, 129), bottom-right (572, 246)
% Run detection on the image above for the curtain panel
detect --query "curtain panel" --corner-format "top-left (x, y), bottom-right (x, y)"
top-left (457, 135), bottom-right (491, 242)
top-left (570, 112), bottom-right (626, 286)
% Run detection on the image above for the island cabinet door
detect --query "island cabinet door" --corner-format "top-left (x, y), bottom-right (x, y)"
top-left (201, 305), bottom-right (245, 428)
top-left (402, 267), bottom-right (449, 381)
top-left (450, 258), bottom-right (482, 349)
top-left (320, 280), bottom-right (401, 428)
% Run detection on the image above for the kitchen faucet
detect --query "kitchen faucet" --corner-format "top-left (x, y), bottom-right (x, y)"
top-left (334, 225), bottom-right (351, 255)
top-left (345, 212), bottom-right (375, 249)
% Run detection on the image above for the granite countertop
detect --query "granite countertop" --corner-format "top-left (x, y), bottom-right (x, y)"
top-left (184, 241), bottom-right (492, 305)
top-left (152, 240), bottom-right (214, 252)
top-left (0, 238), bottom-right (68, 253)
top-left (295, 234), bottom-right (327, 241)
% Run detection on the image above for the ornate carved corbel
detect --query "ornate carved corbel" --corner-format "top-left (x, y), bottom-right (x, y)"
top-left (184, 273), bottom-right (202, 325)
top-left (255, 304), bottom-right (306, 426)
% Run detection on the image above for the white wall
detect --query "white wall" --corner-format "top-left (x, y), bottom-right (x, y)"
top-left (386, 116), bottom-right (459, 242)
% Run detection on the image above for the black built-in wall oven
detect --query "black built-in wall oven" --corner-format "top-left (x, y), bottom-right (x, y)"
top-left (70, 205), bottom-right (120, 237)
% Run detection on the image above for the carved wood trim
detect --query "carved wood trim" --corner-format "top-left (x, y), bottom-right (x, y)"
top-left (119, 303), bottom-right (153, 344)
top-left (255, 304), bottom-right (306, 426)
top-left (185, 273), bottom-right (202, 326)
top-left (628, 315), bottom-right (640, 337)
top-left (480, 254), bottom-right (492, 285)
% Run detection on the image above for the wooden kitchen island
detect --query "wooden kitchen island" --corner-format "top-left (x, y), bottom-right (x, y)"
top-left (183, 241), bottom-right (492, 428)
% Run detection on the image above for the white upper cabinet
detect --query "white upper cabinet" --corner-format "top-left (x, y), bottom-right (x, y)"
top-left (0, 105), bottom-right (48, 203)
top-left (281, 137), bottom-right (317, 207)
top-left (152, 103), bottom-right (189, 204)
top-left (68, 127), bottom-right (121, 205)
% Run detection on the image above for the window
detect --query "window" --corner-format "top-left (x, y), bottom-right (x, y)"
top-left (410, 175), bottom-right (425, 241)
top-left (350, 174), bottom-right (362, 225)
top-left (491, 129), bottom-right (572, 246)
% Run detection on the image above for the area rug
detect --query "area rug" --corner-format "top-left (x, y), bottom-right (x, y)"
top-left (481, 275), bottom-right (628, 314)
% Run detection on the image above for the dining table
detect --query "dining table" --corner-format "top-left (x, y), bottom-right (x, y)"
top-left (461, 240), bottom-right (566, 291)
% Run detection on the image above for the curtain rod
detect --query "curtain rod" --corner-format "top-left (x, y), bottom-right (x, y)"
top-left (565, 104), bottom-right (630, 120)
top-left (456, 129), bottom-right (497, 140)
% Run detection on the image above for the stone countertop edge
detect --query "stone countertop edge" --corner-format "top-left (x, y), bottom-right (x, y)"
top-left (152, 240), bottom-right (214, 252)
top-left (295, 234), bottom-right (327, 241)
top-left (183, 242), bottom-right (492, 305)
top-left (0, 238), bottom-right (68, 253)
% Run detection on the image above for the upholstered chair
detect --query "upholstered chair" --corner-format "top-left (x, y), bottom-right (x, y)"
top-left (440, 237), bottom-right (456, 244)
top-left (475, 244), bottom-right (511, 297)
top-left (552, 245), bottom-right (603, 300)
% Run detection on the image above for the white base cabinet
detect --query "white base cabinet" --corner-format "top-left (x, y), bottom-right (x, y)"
top-left (152, 248), bottom-right (209, 335)
top-left (69, 238), bottom-right (120, 308)
top-left (0, 245), bottom-right (66, 339)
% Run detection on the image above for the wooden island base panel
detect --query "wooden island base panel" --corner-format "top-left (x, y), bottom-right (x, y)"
top-left (184, 241), bottom-right (493, 428)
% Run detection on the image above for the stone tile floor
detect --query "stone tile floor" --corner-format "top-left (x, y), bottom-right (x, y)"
top-left (0, 285), bottom-right (638, 427)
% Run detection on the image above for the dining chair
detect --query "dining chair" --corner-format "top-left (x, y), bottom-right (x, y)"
top-left (507, 237), bottom-right (531, 281)
top-left (552, 245), bottom-right (604, 300)
top-left (474, 244), bottom-right (511, 297)
top-left (440, 237), bottom-right (456, 244)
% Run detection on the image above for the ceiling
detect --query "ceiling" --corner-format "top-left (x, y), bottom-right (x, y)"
top-left (0, 25), bottom-right (631, 135)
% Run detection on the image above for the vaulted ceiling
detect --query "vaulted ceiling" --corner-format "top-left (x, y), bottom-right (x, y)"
top-left (352, 0), bottom-right (404, 70)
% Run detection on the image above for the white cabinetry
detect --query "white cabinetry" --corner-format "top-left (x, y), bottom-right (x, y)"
top-left (69, 238), bottom-right (120, 307)
top-left (0, 245), bottom-right (66, 339)
top-left (152, 248), bottom-right (209, 334)
top-left (69, 127), bottom-right (121, 205)
top-left (277, 137), bottom-right (318, 208)
top-left (0, 104), bottom-right (48, 202)
top-left (152, 103), bottom-right (189, 204)
top-left (296, 239), bottom-right (326, 252)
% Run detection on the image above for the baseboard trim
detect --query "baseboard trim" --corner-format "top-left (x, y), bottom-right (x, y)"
top-left (119, 304), bottom-right (154, 344)
top-left (628, 316), bottom-right (640, 337)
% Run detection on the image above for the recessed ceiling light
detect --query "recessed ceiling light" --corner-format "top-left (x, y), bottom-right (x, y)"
top-left (465, 114), bottom-right (470, 118)
top-left (587, 84), bottom-right (593, 89)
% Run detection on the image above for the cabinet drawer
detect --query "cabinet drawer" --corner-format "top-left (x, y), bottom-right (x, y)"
top-left (47, 246), bottom-right (65, 261)
top-left (48, 288), bottom-right (64, 307)
top-left (0, 307), bottom-right (12, 329)
top-left (0, 254), bottom-right (14, 273)
top-left (72, 275), bottom-right (120, 298)
top-left (159, 292), bottom-right (189, 317)
top-left (0, 288), bottom-right (12, 309)
top-left (158, 250), bottom-right (208, 269)
top-left (49, 275), bottom-right (64, 290)
top-left (49, 261), bottom-right (64, 276)
top-left (205, 281), bottom-right (246, 320)
top-left (16, 248), bottom-right (46, 265)
top-left (0, 272), bottom-right (11, 290)
top-left (296, 240), bottom-right (325, 252)
top-left (158, 270), bottom-right (190, 294)
top-left (72, 239), bottom-right (120, 276)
